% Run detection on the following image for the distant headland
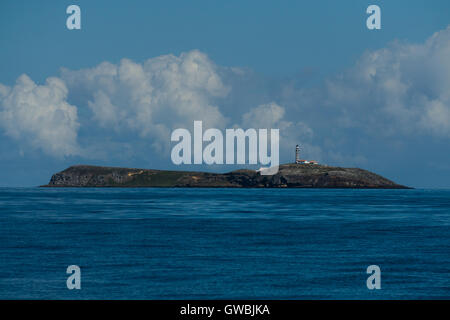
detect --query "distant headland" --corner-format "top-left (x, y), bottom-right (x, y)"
top-left (41, 164), bottom-right (410, 189)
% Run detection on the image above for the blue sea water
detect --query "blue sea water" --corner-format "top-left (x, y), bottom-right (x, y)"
top-left (0, 188), bottom-right (448, 299)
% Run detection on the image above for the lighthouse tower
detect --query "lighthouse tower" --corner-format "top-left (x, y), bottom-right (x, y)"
top-left (295, 145), bottom-right (301, 164)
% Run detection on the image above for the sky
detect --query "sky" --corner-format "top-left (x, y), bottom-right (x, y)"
top-left (0, 0), bottom-right (449, 187)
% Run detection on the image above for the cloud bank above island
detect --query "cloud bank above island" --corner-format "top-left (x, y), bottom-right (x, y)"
top-left (0, 26), bottom-right (449, 183)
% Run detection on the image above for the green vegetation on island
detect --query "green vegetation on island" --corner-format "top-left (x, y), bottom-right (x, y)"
top-left (42, 164), bottom-right (410, 189)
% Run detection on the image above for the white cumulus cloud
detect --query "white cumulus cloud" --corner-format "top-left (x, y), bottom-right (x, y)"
top-left (0, 75), bottom-right (80, 156)
top-left (320, 25), bottom-right (450, 138)
top-left (61, 50), bottom-right (230, 153)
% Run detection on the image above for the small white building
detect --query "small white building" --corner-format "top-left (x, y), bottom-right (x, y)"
top-left (295, 145), bottom-right (318, 165)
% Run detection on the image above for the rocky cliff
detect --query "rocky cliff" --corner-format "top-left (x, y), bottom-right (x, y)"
top-left (42, 164), bottom-right (409, 188)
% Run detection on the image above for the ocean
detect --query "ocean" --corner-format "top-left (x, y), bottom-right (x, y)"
top-left (0, 188), bottom-right (448, 299)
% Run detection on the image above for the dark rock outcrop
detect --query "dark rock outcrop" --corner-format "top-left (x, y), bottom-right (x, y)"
top-left (41, 164), bottom-right (410, 188)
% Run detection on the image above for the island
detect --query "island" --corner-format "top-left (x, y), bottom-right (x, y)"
top-left (41, 164), bottom-right (410, 188)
